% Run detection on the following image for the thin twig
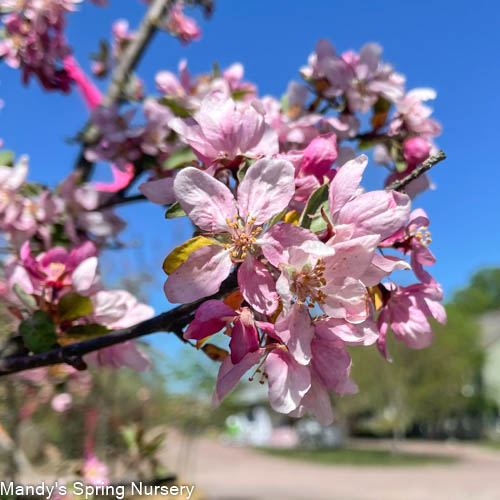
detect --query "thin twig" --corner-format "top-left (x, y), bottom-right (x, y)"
top-left (98, 193), bottom-right (147, 210)
top-left (0, 272), bottom-right (237, 377)
top-left (386, 150), bottom-right (447, 192)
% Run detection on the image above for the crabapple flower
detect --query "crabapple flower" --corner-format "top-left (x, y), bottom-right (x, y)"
top-left (328, 155), bottom-right (411, 240)
top-left (86, 290), bottom-right (154, 371)
top-left (297, 132), bottom-right (338, 180)
top-left (185, 299), bottom-right (260, 364)
top-left (403, 137), bottom-right (431, 167)
top-left (165, 3), bottom-right (202, 45)
top-left (51, 392), bottom-right (72, 412)
top-left (377, 282), bottom-right (446, 359)
top-left (0, 0), bottom-right (80, 91)
top-left (381, 208), bottom-right (436, 284)
top-left (82, 455), bottom-right (109, 486)
top-left (390, 88), bottom-right (441, 138)
top-left (302, 40), bottom-right (405, 112)
top-left (164, 158), bottom-right (296, 314)
top-left (7, 240), bottom-right (98, 299)
top-left (169, 90), bottom-right (278, 165)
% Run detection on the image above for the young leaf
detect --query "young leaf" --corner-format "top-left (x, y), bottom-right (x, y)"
top-left (12, 284), bottom-right (37, 311)
top-left (163, 236), bottom-right (216, 274)
top-left (0, 150), bottom-right (15, 166)
top-left (20, 311), bottom-right (58, 354)
top-left (165, 202), bottom-right (186, 219)
top-left (65, 323), bottom-right (110, 339)
top-left (58, 292), bottom-right (94, 322)
top-left (299, 184), bottom-right (329, 230)
top-left (160, 97), bottom-right (192, 118)
top-left (163, 147), bottom-right (197, 170)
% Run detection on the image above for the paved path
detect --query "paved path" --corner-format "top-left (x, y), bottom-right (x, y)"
top-left (161, 431), bottom-right (500, 500)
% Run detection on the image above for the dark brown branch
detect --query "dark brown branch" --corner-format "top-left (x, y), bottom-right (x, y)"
top-left (385, 150), bottom-right (447, 192)
top-left (0, 273), bottom-right (237, 377)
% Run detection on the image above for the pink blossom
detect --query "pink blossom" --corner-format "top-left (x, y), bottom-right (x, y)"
top-left (328, 155), bottom-right (411, 240)
top-left (377, 282), bottom-right (446, 359)
top-left (390, 88), bottom-right (442, 138)
top-left (165, 4), bottom-right (202, 45)
top-left (403, 137), bottom-right (431, 167)
top-left (298, 132), bottom-right (338, 180)
top-left (185, 299), bottom-right (260, 364)
top-left (164, 158), bottom-right (297, 313)
top-left (169, 90), bottom-right (279, 165)
top-left (302, 40), bottom-right (405, 113)
top-left (82, 455), bottom-right (109, 486)
top-left (85, 290), bottom-right (153, 371)
top-left (51, 392), bottom-right (72, 412)
top-left (8, 240), bottom-right (98, 298)
top-left (0, 1), bottom-right (79, 91)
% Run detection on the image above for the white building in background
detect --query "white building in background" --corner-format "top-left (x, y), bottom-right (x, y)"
top-left (480, 311), bottom-right (500, 407)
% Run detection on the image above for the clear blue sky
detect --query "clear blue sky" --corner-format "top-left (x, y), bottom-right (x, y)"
top-left (1, 0), bottom-right (499, 353)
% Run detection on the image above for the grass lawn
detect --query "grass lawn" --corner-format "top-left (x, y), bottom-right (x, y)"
top-left (257, 447), bottom-right (457, 466)
top-left (479, 440), bottom-right (500, 451)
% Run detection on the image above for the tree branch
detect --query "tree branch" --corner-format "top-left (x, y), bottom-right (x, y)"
top-left (0, 272), bottom-right (237, 377)
top-left (385, 150), bottom-right (447, 192)
top-left (75, 0), bottom-right (176, 181)
top-left (103, 0), bottom-right (176, 106)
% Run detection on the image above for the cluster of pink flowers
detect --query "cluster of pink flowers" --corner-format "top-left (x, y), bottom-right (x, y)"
top-left (1, 238), bottom-right (153, 370)
top-left (0, 0), bottom-right (85, 91)
top-left (159, 147), bottom-right (445, 424)
top-left (0, 155), bottom-right (124, 251)
top-left (301, 41), bottom-right (441, 196)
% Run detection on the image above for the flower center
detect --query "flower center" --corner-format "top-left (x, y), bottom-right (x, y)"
top-left (224, 215), bottom-right (262, 262)
top-left (294, 259), bottom-right (327, 308)
top-left (410, 225), bottom-right (432, 246)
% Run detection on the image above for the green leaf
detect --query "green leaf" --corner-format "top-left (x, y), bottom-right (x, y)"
top-left (58, 292), bottom-right (94, 322)
top-left (163, 147), bottom-right (197, 170)
top-left (66, 324), bottom-right (110, 339)
top-left (299, 184), bottom-right (329, 230)
top-left (160, 97), bottom-right (192, 118)
top-left (12, 284), bottom-right (37, 311)
top-left (280, 93), bottom-right (289, 113)
top-left (395, 160), bottom-right (408, 173)
top-left (357, 140), bottom-right (377, 151)
top-left (0, 150), bottom-right (14, 166)
top-left (267, 207), bottom-right (287, 228)
top-left (237, 160), bottom-right (254, 182)
top-left (373, 96), bottom-right (391, 114)
top-left (165, 202), bottom-right (186, 219)
top-left (232, 89), bottom-right (251, 101)
top-left (20, 311), bottom-right (58, 354)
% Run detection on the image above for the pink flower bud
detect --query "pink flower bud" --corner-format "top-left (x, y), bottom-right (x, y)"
top-left (403, 137), bottom-right (430, 167)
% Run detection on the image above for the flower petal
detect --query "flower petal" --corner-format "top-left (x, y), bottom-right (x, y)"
top-left (329, 154), bottom-right (368, 216)
top-left (265, 349), bottom-right (311, 414)
top-left (238, 255), bottom-right (278, 315)
top-left (259, 223), bottom-right (317, 268)
top-left (139, 177), bottom-right (176, 205)
top-left (274, 304), bottom-right (314, 365)
top-left (237, 158), bottom-right (295, 225)
top-left (173, 167), bottom-right (236, 232)
top-left (339, 190), bottom-right (411, 240)
top-left (164, 245), bottom-right (232, 303)
top-left (212, 349), bottom-right (264, 407)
